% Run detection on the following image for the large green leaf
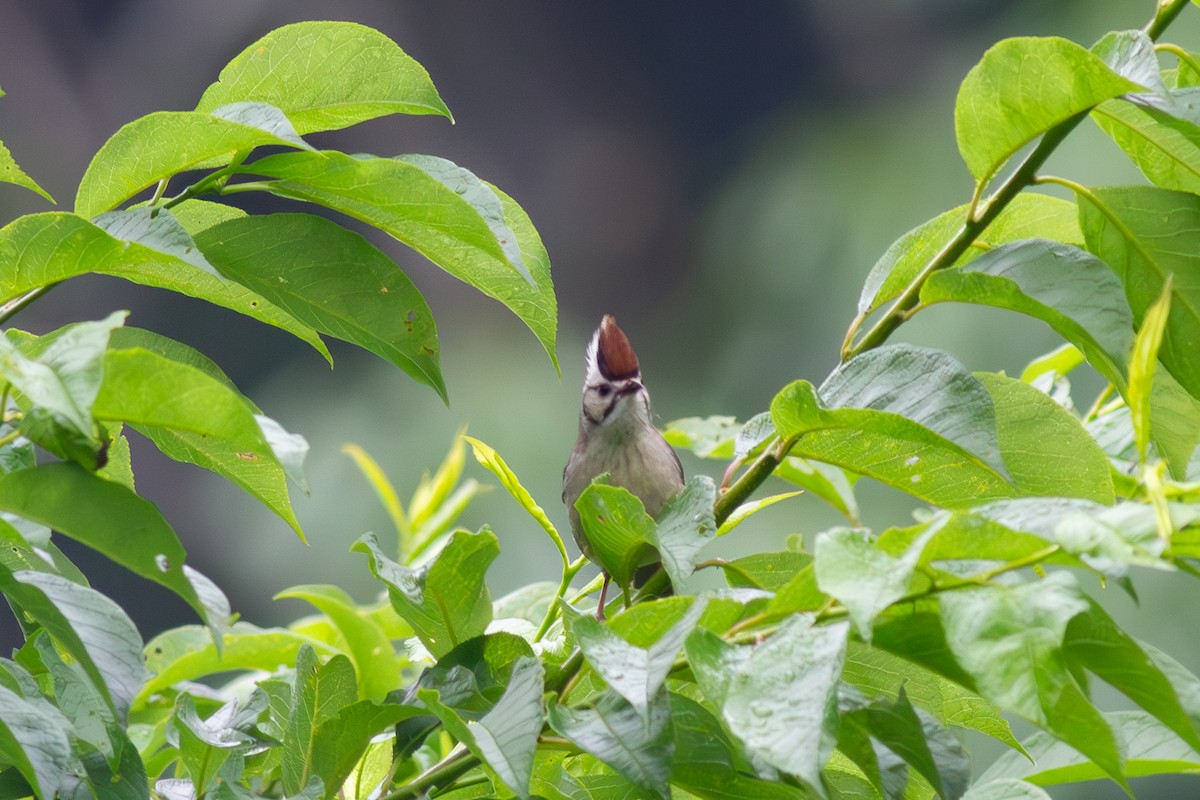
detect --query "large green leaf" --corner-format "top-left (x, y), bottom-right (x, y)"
top-left (421, 657), bottom-right (545, 799)
top-left (137, 623), bottom-right (337, 707)
top-left (843, 641), bottom-right (1025, 754)
top-left (274, 584), bottom-right (402, 703)
top-left (353, 529), bottom-right (497, 658)
top-left (0, 682), bottom-right (82, 799)
top-left (0, 570), bottom-right (145, 723)
top-left (195, 21), bottom-right (451, 133)
top-left (195, 213), bottom-right (443, 398)
top-left (93, 347), bottom-right (303, 535)
top-left (566, 599), bottom-right (705, 720)
top-left (979, 711), bottom-right (1200, 788)
top-left (546, 689), bottom-right (673, 800)
top-left (0, 312), bottom-right (123, 468)
top-left (669, 694), bottom-right (804, 800)
top-left (1093, 88), bottom-right (1200, 195)
top-left (0, 463), bottom-right (202, 617)
top-left (772, 346), bottom-right (1014, 508)
top-left (1064, 599), bottom-right (1200, 753)
top-left (860, 194), bottom-right (1081, 316)
top-left (955, 37), bottom-right (1140, 183)
top-left (75, 103), bottom-right (312, 219)
top-left (815, 526), bottom-right (936, 641)
top-left (306, 699), bottom-right (423, 797)
top-left (688, 615), bottom-right (848, 792)
top-left (0, 212), bottom-right (329, 360)
top-left (938, 572), bottom-right (1128, 791)
top-left (649, 477), bottom-right (716, 589)
top-left (573, 483), bottom-right (657, 594)
top-left (245, 150), bottom-right (557, 367)
top-left (977, 372), bottom-right (1114, 503)
top-left (920, 240), bottom-right (1133, 386)
top-left (1078, 186), bottom-right (1200, 399)
top-left (282, 646), bottom-right (357, 796)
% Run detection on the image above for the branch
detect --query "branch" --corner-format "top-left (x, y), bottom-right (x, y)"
top-left (842, 0), bottom-right (1191, 359)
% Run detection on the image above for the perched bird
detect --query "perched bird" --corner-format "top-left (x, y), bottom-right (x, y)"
top-left (563, 315), bottom-right (684, 617)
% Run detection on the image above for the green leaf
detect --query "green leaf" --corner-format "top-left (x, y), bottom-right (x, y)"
top-left (0, 138), bottom-right (54, 203)
top-left (565, 598), bottom-right (705, 720)
top-left (662, 416), bottom-right (741, 459)
top-left (977, 372), bottom-right (1115, 503)
top-left (0, 570), bottom-right (145, 723)
top-left (772, 346), bottom-right (1014, 508)
top-left (92, 347), bottom-right (303, 536)
top-left (979, 710), bottom-right (1200, 788)
top-left (396, 154), bottom-right (533, 285)
top-left (1, 311), bottom-right (124, 468)
top-left (138, 623), bottom-right (337, 707)
top-left (353, 528), bottom-right (498, 658)
top-left (422, 657), bottom-right (545, 799)
top-left (464, 436), bottom-right (566, 564)
top-left (718, 551), bottom-right (811, 591)
top-left (1129, 277), bottom-right (1173, 461)
top-left (0, 682), bottom-right (83, 799)
top-left (31, 635), bottom-right (119, 764)
top-left (860, 194), bottom-right (1081, 316)
top-left (546, 689), bottom-right (673, 800)
top-left (700, 614), bottom-right (848, 791)
top-left (920, 240), bottom-right (1133, 387)
top-left (1093, 92), bottom-right (1200, 195)
top-left (938, 572), bottom-right (1128, 791)
top-left (74, 104), bottom-right (312, 219)
top-left (93, 207), bottom-right (221, 278)
top-left (195, 21), bottom-right (451, 133)
top-left (274, 584), bottom-right (402, 702)
top-left (1077, 186), bottom-right (1200, 400)
top-left (843, 640), bottom-right (1025, 754)
top-left (170, 694), bottom-right (255, 794)
top-left (194, 213), bottom-right (445, 399)
top-left (307, 701), bottom-right (422, 795)
top-left (955, 37), bottom-right (1140, 183)
top-left (647, 476), bottom-right (716, 589)
top-left (859, 689), bottom-right (969, 800)
top-left (282, 646), bottom-right (358, 795)
top-left (1063, 598), bottom-right (1200, 753)
top-left (573, 484), bottom-right (656, 593)
top-left (246, 151), bottom-right (557, 368)
top-left (0, 463), bottom-right (202, 616)
top-left (668, 693), bottom-right (805, 800)
top-left (815, 525), bottom-right (936, 640)
top-left (1093, 30), bottom-right (1164, 93)
top-left (0, 212), bottom-right (330, 361)
top-left (774, 458), bottom-right (859, 523)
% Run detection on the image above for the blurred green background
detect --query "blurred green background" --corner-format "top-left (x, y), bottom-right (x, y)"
top-left (3, 1), bottom-right (1200, 795)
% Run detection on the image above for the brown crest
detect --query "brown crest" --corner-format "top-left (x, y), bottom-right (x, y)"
top-left (596, 314), bottom-right (640, 380)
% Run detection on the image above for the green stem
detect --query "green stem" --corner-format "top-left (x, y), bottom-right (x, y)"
top-left (0, 285), bottom-right (54, 326)
top-left (378, 748), bottom-right (476, 800)
top-left (842, 0), bottom-right (1190, 360)
top-left (160, 150), bottom-right (255, 211)
top-left (713, 436), bottom-right (795, 527)
top-left (534, 556), bottom-right (587, 642)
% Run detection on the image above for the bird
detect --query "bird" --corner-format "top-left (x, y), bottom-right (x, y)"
top-left (562, 314), bottom-right (684, 618)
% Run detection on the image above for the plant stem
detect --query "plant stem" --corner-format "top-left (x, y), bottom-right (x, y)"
top-left (378, 747), bottom-right (475, 800)
top-left (842, 0), bottom-right (1190, 361)
top-left (534, 556), bottom-right (587, 642)
top-left (713, 436), bottom-right (795, 526)
top-left (0, 285), bottom-right (54, 326)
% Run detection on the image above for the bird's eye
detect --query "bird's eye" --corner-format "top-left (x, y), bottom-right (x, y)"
top-left (597, 384), bottom-right (612, 398)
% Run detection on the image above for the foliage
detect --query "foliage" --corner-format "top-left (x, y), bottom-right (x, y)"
top-left (2, 4), bottom-right (1200, 799)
